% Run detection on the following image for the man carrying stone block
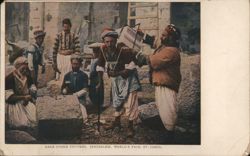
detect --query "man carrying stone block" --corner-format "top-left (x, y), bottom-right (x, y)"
top-left (97, 28), bottom-right (141, 137)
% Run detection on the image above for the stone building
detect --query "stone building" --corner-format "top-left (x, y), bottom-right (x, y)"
top-left (5, 2), bottom-right (200, 61)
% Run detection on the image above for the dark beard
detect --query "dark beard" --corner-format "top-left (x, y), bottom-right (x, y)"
top-left (72, 68), bottom-right (79, 72)
top-left (161, 37), bottom-right (170, 46)
top-left (161, 37), bottom-right (179, 47)
top-left (19, 68), bottom-right (29, 76)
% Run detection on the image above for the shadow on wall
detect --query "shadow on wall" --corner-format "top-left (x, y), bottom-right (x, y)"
top-left (171, 2), bottom-right (200, 53)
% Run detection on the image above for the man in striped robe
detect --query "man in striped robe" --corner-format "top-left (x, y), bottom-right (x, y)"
top-left (52, 18), bottom-right (81, 83)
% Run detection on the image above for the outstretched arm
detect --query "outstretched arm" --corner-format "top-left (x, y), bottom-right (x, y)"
top-left (73, 34), bottom-right (81, 54)
top-left (149, 49), bottom-right (178, 70)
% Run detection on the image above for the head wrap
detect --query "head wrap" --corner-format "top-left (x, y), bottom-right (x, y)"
top-left (13, 56), bottom-right (28, 69)
top-left (164, 24), bottom-right (181, 41)
top-left (101, 28), bottom-right (118, 39)
top-left (62, 18), bottom-right (72, 27)
top-left (33, 30), bottom-right (46, 39)
top-left (70, 53), bottom-right (83, 62)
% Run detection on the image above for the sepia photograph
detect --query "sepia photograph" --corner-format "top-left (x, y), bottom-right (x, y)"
top-left (0, 0), bottom-right (249, 156)
top-left (4, 1), bottom-right (200, 145)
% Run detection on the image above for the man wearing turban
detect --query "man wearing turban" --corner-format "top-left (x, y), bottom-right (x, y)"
top-left (5, 57), bottom-right (37, 128)
top-left (136, 24), bottom-right (182, 143)
top-left (97, 28), bottom-right (141, 137)
top-left (27, 29), bottom-right (46, 86)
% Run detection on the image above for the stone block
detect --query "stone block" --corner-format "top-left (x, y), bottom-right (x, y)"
top-left (177, 54), bottom-right (200, 119)
top-left (138, 102), bottom-right (159, 120)
top-left (36, 95), bottom-right (83, 138)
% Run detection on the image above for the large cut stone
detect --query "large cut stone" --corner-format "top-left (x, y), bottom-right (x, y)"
top-left (138, 102), bottom-right (159, 120)
top-left (138, 102), bottom-right (165, 130)
top-left (177, 54), bottom-right (200, 119)
top-left (36, 95), bottom-right (83, 138)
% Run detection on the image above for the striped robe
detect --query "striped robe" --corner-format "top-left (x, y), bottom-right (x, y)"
top-left (53, 31), bottom-right (81, 63)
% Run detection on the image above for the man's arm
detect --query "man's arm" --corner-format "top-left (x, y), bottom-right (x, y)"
top-left (27, 45), bottom-right (36, 81)
top-left (61, 74), bottom-right (68, 94)
top-left (117, 49), bottom-right (136, 78)
top-left (73, 73), bottom-right (89, 97)
top-left (149, 48), bottom-right (178, 70)
top-left (83, 73), bottom-right (89, 89)
top-left (40, 46), bottom-right (46, 73)
top-left (5, 84), bottom-right (32, 106)
top-left (7, 94), bottom-right (32, 105)
top-left (96, 49), bottom-right (105, 88)
top-left (52, 34), bottom-right (60, 72)
top-left (73, 34), bottom-right (81, 54)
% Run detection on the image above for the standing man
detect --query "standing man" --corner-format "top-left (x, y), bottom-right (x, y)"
top-left (136, 24), bottom-right (182, 143)
top-left (97, 28), bottom-right (141, 137)
top-left (52, 18), bottom-right (81, 83)
top-left (88, 43), bottom-right (104, 108)
top-left (27, 30), bottom-right (46, 86)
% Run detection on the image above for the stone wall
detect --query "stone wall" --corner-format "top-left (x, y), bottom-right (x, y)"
top-left (5, 2), bottom-right (30, 42)
top-left (28, 2), bottom-right (127, 58)
top-left (29, 2), bottom-right (44, 42)
top-left (129, 2), bottom-right (171, 55)
top-left (43, 3), bottom-right (60, 60)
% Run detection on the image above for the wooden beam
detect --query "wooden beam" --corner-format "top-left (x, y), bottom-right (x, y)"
top-left (128, 15), bottom-right (158, 20)
top-left (130, 3), bottom-right (158, 8)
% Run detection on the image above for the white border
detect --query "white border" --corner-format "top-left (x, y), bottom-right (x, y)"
top-left (1, 0), bottom-right (249, 155)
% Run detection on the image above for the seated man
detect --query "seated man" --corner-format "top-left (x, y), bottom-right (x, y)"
top-left (5, 56), bottom-right (37, 129)
top-left (61, 54), bottom-right (89, 122)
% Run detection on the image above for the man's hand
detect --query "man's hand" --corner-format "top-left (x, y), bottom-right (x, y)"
top-left (108, 70), bottom-right (119, 77)
top-left (30, 70), bottom-right (35, 81)
top-left (120, 70), bottom-right (130, 79)
top-left (23, 95), bottom-right (32, 106)
top-left (96, 83), bottom-right (102, 91)
top-left (52, 63), bottom-right (61, 74)
top-left (62, 88), bottom-right (68, 95)
top-left (41, 64), bottom-right (45, 74)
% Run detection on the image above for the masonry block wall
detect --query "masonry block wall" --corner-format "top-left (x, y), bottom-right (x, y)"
top-left (134, 2), bottom-right (171, 54)
top-left (5, 2), bottom-right (29, 42)
top-left (29, 2), bottom-right (44, 42)
top-left (29, 2), bottom-right (126, 56)
top-left (7, 2), bottom-right (200, 57)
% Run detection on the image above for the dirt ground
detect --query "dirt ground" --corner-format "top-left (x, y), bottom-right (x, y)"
top-left (6, 53), bottom-right (200, 145)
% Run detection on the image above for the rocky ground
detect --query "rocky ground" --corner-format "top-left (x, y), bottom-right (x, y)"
top-left (5, 53), bottom-right (200, 145)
